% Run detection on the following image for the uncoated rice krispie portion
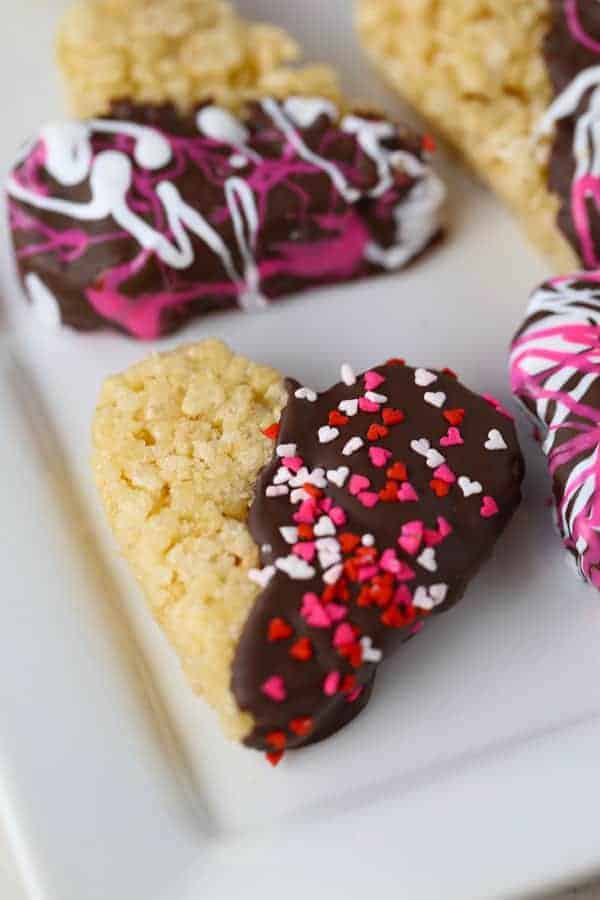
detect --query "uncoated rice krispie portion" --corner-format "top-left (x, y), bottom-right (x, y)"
top-left (92, 339), bottom-right (287, 740)
top-left (57, 0), bottom-right (341, 117)
top-left (355, 0), bottom-right (577, 271)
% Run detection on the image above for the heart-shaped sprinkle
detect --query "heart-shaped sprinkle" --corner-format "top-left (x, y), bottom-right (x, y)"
top-left (329, 506), bottom-right (347, 526)
top-left (261, 675), bottom-right (286, 702)
top-left (289, 716), bottom-right (313, 736)
top-left (367, 423), bottom-right (389, 441)
top-left (485, 429), bottom-right (507, 451)
top-left (343, 437), bottom-right (364, 456)
top-left (248, 565), bottom-right (275, 588)
top-left (440, 427), bottom-right (464, 447)
top-left (267, 618), bottom-right (293, 641)
top-left (290, 637), bottom-right (313, 661)
top-left (426, 449), bottom-right (446, 469)
top-left (430, 478), bottom-right (450, 497)
top-left (339, 399), bottom-right (359, 416)
top-left (369, 446), bottom-right (392, 467)
top-left (417, 547), bottom-right (437, 572)
top-left (365, 391), bottom-right (388, 404)
top-left (424, 391), bottom-right (446, 408)
top-left (323, 672), bottom-right (341, 696)
top-left (433, 464), bottom-right (456, 484)
top-left (349, 474), bottom-right (371, 495)
top-left (415, 368), bottom-right (437, 387)
top-left (359, 397), bottom-right (380, 413)
top-left (293, 542), bottom-right (316, 562)
top-left (340, 363), bottom-right (356, 386)
top-left (387, 461), bottom-right (407, 481)
top-left (458, 476), bottom-right (483, 497)
top-left (314, 515), bottom-right (336, 536)
top-left (329, 410), bottom-right (349, 427)
top-left (327, 466), bottom-right (350, 488)
top-left (266, 485), bottom-right (289, 497)
top-left (276, 555), bottom-right (315, 579)
top-left (398, 521), bottom-right (424, 555)
top-left (397, 482), bottom-right (419, 502)
top-left (279, 526), bottom-right (298, 544)
top-left (360, 636), bottom-right (382, 663)
top-left (318, 425), bottom-right (339, 444)
top-left (480, 496), bottom-right (499, 518)
top-left (277, 443), bottom-right (297, 458)
top-left (411, 438), bottom-right (431, 457)
top-left (382, 407), bottom-right (405, 425)
top-left (358, 491), bottom-right (379, 508)
top-left (379, 480), bottom-right (399, 502)
top-left (364, 371), bottom-right (386, 391)
top-left (295, 386), bottom-right (317, 402)
top-left (443, 409), bottom-right (465, 426)
top-left (333, 623), bottom-right (355, 647)
top-left (413, 584), bottom-right (448, 611)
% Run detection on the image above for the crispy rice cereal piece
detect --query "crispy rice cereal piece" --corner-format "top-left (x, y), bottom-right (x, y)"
top-left (355, 0), bottom-right (578, 271)
top-left (57, 0), bottom-right (341, 117)
top-left (92, 339), bottom-right (286, 739)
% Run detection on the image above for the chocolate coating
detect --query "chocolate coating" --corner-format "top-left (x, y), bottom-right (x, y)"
top-left (232, 363), bottom-right (524, 752)
top-left (7, 99), bottom-right (444, 339)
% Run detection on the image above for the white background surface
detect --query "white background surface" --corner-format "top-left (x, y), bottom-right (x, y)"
top-left (3, 1), bottom-right (600, 898)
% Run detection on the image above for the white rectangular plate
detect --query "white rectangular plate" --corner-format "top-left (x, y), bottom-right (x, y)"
top-left (2, 2), bottom-right (600, 898)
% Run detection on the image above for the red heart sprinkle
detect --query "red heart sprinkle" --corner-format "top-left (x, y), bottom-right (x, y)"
top-left (266, 750), bottom-right (284, 766)
top-left (430, 478), bottom-right (450, 497)
top-left (442, 367), bottom-right (458, 379)
top-left (443, 409), bottom-right (465, 426)
top-left (340, 674), bottom-right (357, 694)
top-left (303, 483), bottom-right (323, 499)
top-left (289, 717), bottom-right (313, 737)
top-left (329, 410), bottom-right (349, 427)
top-left (387, 461), bottom-right (407, 481)
top-left (297, 524), bottom-right (314, 540)
top-left (367, 423), bottom-right (389, 441)
top-left (290, 637), bottom-right (313, 661)
top-left (422, 134), bottom-right (436, 153)
top-left (266, 731), bottom-right (287, 750)
top-left (262, 423), bottom-right (280, 440)
top-left (382, 407), bottom-right (405, 426)
top-left (339, 533), bottom-right (361, 554)
top-left (379, 480), bottom-right (400, 502)
top-left (381, 605), bottom-right (417, 628)
top-left (267, 617), bottom-right (293, 642)
top-left (386, 358), bottom-right (405, 366)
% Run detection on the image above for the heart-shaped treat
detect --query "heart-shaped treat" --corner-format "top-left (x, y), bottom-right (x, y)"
top-left (232, 358), bottom-right (524, 756)
top-left (94, 341), bottom-right (524, 763)
top-left (510, 273), bottom-right (600, 588)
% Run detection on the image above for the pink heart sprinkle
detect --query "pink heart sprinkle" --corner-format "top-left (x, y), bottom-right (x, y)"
top-left (433, 464), bottom-right (456, 484)
top-left (369, 446), bottom-right (392, 467)
top-left (293, 541), bottom-right (316, 562)
top-left (326, 603), bottom-right (348, 623)
top-left (480, 496), bottom-right (499, 518)
top-left (380, 548), bottom-right (401, 573)
top-left (320, 497), bottom-right (333, 513)
top-left (424, 529), bottom-right (443, 547)
top-left (323, 671), bottom-right (341, 696)
top-left (439, 427), bottom-right (464, 447)
top-left (359, 397), bottom-right (380, 413)
top-left (261, 675), bottom-right (286, 702)
top-left (410, 621), bottom-right (425, 636)
top-left (403, 520), bottom-right (424, 536)
top-left (397, 482), bottom-right (419, 502)
top-left (329, 506), bottom-right (347, 526)
top-left (333, 623), bottom-right (355, 647)
top-left (364, 371), bottom-right (386, 391)
top-left (358, 564), bottom-right (379, 582)
top-left (358, 491), bottom-right (379, 508)
top-left (483, 393), bottom-right (514, 420)
top-left (349, 474), bottom-right (370, 496)
top-left (293, 499), bottom-right (317, 524)
top-left (282, 456), bottom-right (303, 472)
top-left (396, 561), bottom-right (416, 582)
top-left (301, 593), bottom-right (331, 628)
top-left (437, 516), bottom-right (453, 538)
top-left (398, 535), bottom-right (421, 555)
top-left (346, 687), bottom-right (363, 703)
top-left (393, 585), bottom-right (413, 605)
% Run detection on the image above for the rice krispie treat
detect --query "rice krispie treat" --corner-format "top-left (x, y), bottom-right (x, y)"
top-left (356, 1), bottom-right (600, 272)
top-left (510, 270), bottom-right (600, 589)
top-left (8, 99), bottom-right (445, 337)
top-left (93, 340), bottom-right (524, 761)
top-left (57, 0), bottom-right (341, 117)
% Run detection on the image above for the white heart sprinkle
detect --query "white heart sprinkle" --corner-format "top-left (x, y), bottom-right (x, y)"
top-left (318, 426), bottom-right (339, 444)
top-left (458, 476), bottom-right (483, 497)
top-left (279, 526), bottom-right (298, 545)
top-left (275, 555), bottom-right (315, 580)
top-left (339, 399), bottom-right (359, 416)
top-left (360, 635), bottom-right (382, 663)
top-left (426, 449), bottom-right (446, 469)
top-left (485, 429), bottom-right (508, 451)
top-left (295, 386), bottom-right (317, 402)
top-left (266, 485), bottom-right (289, 497)
top-left (343, 436), bottom-right (364, 456)
top-left (248, 566), bottom-right (275, 588)
top-left (273, 466), bottom-right (291, 485)
top-left (417, 547), bottom-right (437, 573)
top-left (261, 544), bottom-right (272, 554)
top-left (410, 438), bottom-right (431, 457)
top-left (317, 538), bottom-right (341, 570)
top-left (362, 534), bottom-right (375, 546)
top-left (276, 443), bottom-right (296, 458)
top-left (415, 368), bottom-right (437, 387)
top-left (314, 515), bottom-right (336, 537)
top-left (323, 563), bottom-right (344, 585)
top-left (327, 466), bottom-right (350, 488)
top-left (290, 488), bottom-right (310, 504)
top-left (424, 391), bottom-right (446, 409)
top-left (288, 466), bottom-right (310, 487)
top-left (413, 583), bottom-right (448, 610)
top-left (305, 467), bottom-right (327, 488)
top-left (365, 391), bottom-right (388, 404)
top-left (341, 363), bottom-right (357, 386)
